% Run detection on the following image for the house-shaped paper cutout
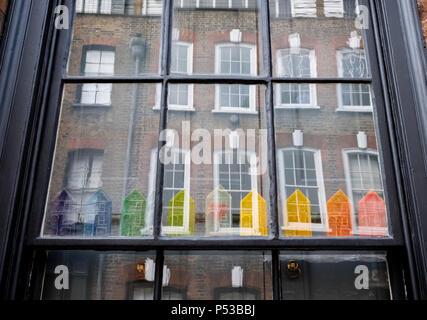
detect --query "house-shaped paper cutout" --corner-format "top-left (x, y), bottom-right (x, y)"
top-left (120, 190), bottom-right (147, 237)
top-left (84, 189), bottom-right (112, 237)
top-left (326, 190), bottom-right (353, 237)
top-left (240, 191), bottom-right (268, 236)
top-left (284, 189), bottom-right (312, 237)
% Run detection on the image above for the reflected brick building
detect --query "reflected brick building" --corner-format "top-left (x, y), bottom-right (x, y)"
top-left (44, 0), bottom-right (386, 239)
top-left (1, 0), bottom-right (427, 302)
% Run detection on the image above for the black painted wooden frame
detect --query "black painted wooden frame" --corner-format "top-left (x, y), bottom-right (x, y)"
top-left (0, 0), bottom-right (426, 300)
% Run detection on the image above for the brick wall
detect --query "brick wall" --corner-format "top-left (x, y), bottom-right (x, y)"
top-left (0, 0), bottom-right (8, 38)
top-left (418, 0), bottom-right (427, 41)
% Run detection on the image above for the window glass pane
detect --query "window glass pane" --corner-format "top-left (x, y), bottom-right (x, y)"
top-left (280, 251), bottom-right (391, 300)
top-left (172, 1), bottom-right (263, 75)
top-left (42, 251), bottom-right (156, 300)
top-left (42, 84), bottom-right (159, 238)
top-left (270, 0), bottom-right (369, 78)
top-left (275, 84), bottom-right (390, 238)
top-left (68, 1), bottom-right (163, 76)
top-left (159, 84), bottom-right (269, 237)
top-left (163, 251), bottom-right (272, 300)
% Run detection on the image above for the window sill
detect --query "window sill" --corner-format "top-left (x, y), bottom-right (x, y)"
top-left (212, 109), bottom-right (258, 115)
top-left (275, 105), bottom-right (321, 110)
top-left (72, 103), bottom-right (112, 108)
top-left (152, 106), bottom-right (196, 112)
top-left (281, 225), bottom-right (330, 233)
top-left (336, 107), bottom-right (373, 113)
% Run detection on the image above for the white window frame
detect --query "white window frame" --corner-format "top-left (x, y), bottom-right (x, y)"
top-left (271, 0), bottom-right (357, 19)
top-left (148, 148), bottom-right (192, 236)
top-left (324, 0), bottom-right (345, 18)
top-left (66, 149), bottom-right (104, 192)
top-left (154, 42), bottom-right (194, 111)
top-left (290, 0), bottom-right (317, 18)
top-left (342, 148), bottom-right (386, 236)
top-left (271, 0), bottom-right (317, 18)
top-left (214, 43), bottom-right (258, 114)
top-left (275, 48), bottom-right (318, 109)
top-left (277, 147), bottom-right (328, 233)
top-left (169, 42), bottom-right (194, 110)
top-left (336, 48), bottom-right (373, 112)
top-left (143, 0), bottom-right (164, 15)
top-left (176, 0), bottom-right (255, 9)
top-left (213, 149), bottom-right (260, 236)
top-left (76, 0), bottom-right (112, 14)
top-left (81, 48), bottom-right (115, 106)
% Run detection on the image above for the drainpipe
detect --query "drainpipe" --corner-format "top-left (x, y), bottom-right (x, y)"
top-left (122, 34), bottom-right (146, 201)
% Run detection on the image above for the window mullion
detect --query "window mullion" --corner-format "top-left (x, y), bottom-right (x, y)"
top-left (154, 249), bottom-right (165, 300)
top-left (154, 0), bottom-right (174, 240)
top-left (271, 249), bottom-right (281, 300)
top-left (260, 0), bottom-right (279, 240)
top-left (152, 0), bottom-right (175, 301)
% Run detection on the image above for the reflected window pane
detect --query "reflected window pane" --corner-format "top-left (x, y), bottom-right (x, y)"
top-left (345, 151), bottom-right (385, 235)
top-left (159, 84), bottom-right (269, 237)
top-left (42, 84), bottom-right (159, 238)
top-left (280, 251), bottom-right (391, 300)
top-left (278, 149), bottom-right (324, 229)
top-left (275, 84), bottom-right (389, 238)
top-left (42, 251), bottom-right (156, 300)
top-left (163, 251), bottom-right (272, 300)
top-left (270, 0), bottom-right (368, 78)
top-left (69, 2), bottom-right (163, 76)
top-left (173, 2), bottom-right (262, 75)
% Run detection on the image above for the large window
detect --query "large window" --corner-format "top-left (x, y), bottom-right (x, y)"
top-left (24, 0), bottom-right (406, 301)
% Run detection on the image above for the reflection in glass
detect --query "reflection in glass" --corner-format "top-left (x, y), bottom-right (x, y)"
top-left (274, 84), bottom-right (389, 237)
top-left (280, 251), bottom-right (391, 300)
top-left (160, 84), bottom-right (269, 237)
top-left (42, 251), bottom-right (156, 300)
top-left (270, 0), bottom-right (368, 78)
top-left (69, 1), bottom-right (163, 76)
top-left (172, 1), bottom-right (263, 75)
top-left (163, 251), bottom-right (272, 300)
top-left (42, 84), bottom-right (159, 237)
top-left (337, 48), bottom-right (372, 111)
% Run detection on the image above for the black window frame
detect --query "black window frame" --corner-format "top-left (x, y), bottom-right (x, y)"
top-left (0, 0), bottom-right (426, 300)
